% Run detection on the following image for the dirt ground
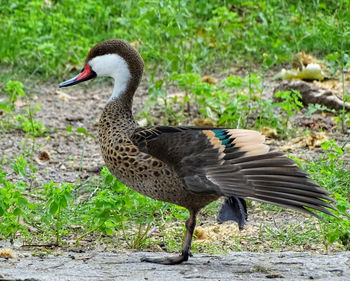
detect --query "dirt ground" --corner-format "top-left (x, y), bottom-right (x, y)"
top-left (1, 76), bottom-right (349, 280)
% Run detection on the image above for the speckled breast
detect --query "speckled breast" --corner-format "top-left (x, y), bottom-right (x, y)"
top-left (99, 136), bottom-right (217, 210)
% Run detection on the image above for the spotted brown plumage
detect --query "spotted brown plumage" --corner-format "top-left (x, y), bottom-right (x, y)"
top-left (59, 39), bottom-right (335, 265)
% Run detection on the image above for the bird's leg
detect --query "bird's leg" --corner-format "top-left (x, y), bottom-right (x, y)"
top-left (141, 210), bottom-right (197, 265)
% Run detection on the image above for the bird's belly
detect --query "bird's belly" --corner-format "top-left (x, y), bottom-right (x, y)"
top-left (104, 158), bottom-right (217, 210)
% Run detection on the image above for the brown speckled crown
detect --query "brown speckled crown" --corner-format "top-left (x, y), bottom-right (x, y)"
top-left (86, 39), bottom-right (144, 95)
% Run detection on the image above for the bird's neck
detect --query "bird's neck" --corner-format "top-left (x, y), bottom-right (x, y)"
top-left (100, 76), bottom-right (140, 137)
top-left (108, 68), bottom-right (141, 110)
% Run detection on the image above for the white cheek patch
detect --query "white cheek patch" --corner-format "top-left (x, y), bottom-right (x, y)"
top-left (89, 54), bottom-right (131, 101)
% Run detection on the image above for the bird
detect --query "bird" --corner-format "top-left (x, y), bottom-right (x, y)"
top-left (59, 39), bottom-right (335, 265)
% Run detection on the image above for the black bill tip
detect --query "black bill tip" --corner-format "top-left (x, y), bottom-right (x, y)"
top-left (59, 64), bottom-right (96, 88)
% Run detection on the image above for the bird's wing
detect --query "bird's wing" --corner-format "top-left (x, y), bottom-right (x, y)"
top-left (131, 126), bottom-right (335, 218)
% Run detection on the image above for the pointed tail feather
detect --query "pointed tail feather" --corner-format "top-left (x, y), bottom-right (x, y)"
top-left (206, 152), bottom-right (336, 218)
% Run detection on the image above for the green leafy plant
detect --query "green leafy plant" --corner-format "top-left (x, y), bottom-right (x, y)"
top-left (319, 193), bottom-right (350, 250)
top-left (169, 72), bottom-right (279, 130)
top-left (304, 139), bottom-right (350, 197)
top-left (76, 167), bottom-right (169, 246)
top-left (66, 125), bottom-right (94, 138)
top-left (3, 80), bottom-right (25, 109)
top-left (122, 222), bottom-right (152, 249)
top-left (0, 156), bottom-right (35, 242)
top-left (14, 105), bottom-right (46, 136)
top-left (305, 104), bottom-right (334, 116)
top-left (1, 80), bottom-right (46, 136)
top-left (42, 181), bottom-right (73, 245)
top-left (289, 139), bottom-right (350, 250)
top-left (274, 90), bottom-right (303, 134)
top-left (142, 74), bottom-right (178, 125)
top-left (10, 154), bottom-right (29, 177)
top-left (66, 125), bottom-right (94, 172)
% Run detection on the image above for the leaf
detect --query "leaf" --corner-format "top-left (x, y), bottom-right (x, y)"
top-left (13, 207), bottom-right (22, 216)
top-left (59, 196), bottom-right (68, 208)
top-left (105, 227), bottom-right (114, 235)
top-left (64, 192), bottom-right (73, 202)
top-left (337, 204), bottom-right (346, 213)
top-left (105, 220), bottom-right (115, 227)
top-left (327, 232), bottom-right (339, 244)
top-left (104, 174), bottom-right (114, 185)
top-left (18, 196), bottom-right (28, 207)
top-left (49, 202), bottom-right (58, 214)
top-left (76, 127), bottom-right (88, 135)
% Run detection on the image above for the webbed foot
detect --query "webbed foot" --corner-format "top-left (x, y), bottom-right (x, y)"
top-left (141, 252), bottom-right (189, 265)
top-left (141, 210), bottom-right (197, 265)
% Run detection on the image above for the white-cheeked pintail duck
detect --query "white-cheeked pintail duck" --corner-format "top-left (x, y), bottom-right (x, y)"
top-left (59, 39), bottom-right (335, 265)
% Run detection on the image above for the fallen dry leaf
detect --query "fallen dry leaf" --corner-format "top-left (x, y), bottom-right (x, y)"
top-left (14, 99), bottom-right (27, 107)
top-left (260, 127), bottom-right (278, 138)
top-left (76, 193), bottom-right (90, 204)
top-left (66, 63), bottom-right (79, 72)
top-left (313, 79), bottom-right (343, 93)
top-left (56, 90), bottom-right (76, 102)
top-left (38, 150), bottom-right (50, 161)
top-left (299, 52), bottom-right (316, 66)
top-left (0, 249), bottom-right (15, 259)
top-left (193, 223), bottom-right (259, 243)
top-left (282, 132), bottom-right (328, 151)
top-left (202, 75), bottom-right (217, 85)
top-left (194, 118), bottom-right (217, 127)
top-left (194, 226), bottom-right (208, 241)
top-left (278, 52), bottom-right (328, 81)
top-left (35, 150), bottom-right (50, 165)
top-left (300, 116), bottom-right (336, 130)
top-left (292, 52), bottom-right (325, 69)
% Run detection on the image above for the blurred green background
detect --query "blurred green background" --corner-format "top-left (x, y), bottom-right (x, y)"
top-left (1, 0), bottom-right (349, 83)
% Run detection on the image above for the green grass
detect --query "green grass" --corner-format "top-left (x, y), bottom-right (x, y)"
top-left (1, 0), bottom-right (350, 84)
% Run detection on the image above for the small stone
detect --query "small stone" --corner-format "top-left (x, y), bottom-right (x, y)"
top-left (266, 273), bottom-right (285, 278)
top-left (65, 116), bottom-right (84, 122)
